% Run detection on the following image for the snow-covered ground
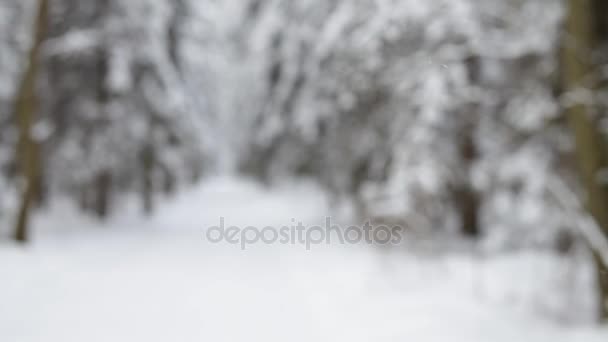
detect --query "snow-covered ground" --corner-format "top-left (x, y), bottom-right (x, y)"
top-left (1, 177), bottom-right (607, 342)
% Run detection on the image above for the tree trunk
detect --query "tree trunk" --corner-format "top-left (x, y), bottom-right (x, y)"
top-left (562, 0), bottom-right (608, 320)
top-left (457, 120), bottom-right (480, 238)
top-left (94, 171), bottom-right (112, 219)
top-left (457, 56), bottom-right (482, 238)
top-left (160, 163), bottom-right (177, 196)
top-left (13, 0), bottom-right (49, 243)
top-left (141, 144), bottom-right (155, 215)
top-left (458, 185), bottom-right (480, 237)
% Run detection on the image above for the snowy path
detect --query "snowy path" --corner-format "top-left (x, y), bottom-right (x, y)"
top-left (1, 178), bottom-right (607, 342)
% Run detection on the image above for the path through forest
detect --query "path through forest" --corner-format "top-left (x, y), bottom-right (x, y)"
top-left (0, 177), bottom-right (606, 342)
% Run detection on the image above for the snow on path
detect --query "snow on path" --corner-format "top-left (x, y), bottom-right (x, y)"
top-left (0, 177), bottom-right (607, 342)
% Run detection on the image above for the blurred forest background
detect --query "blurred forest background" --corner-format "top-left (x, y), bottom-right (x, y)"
top-left (3, 0), bottom-right (608, 339)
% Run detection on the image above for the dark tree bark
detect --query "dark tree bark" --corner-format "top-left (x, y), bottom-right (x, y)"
top-left (140, 144), bottom-right (156, 215)
top-left (455, 122), bottom-right (480, 238)
top-left (456, 55), bottom-right (482, 238)
top-left (94, 171), bottom-right (112, 219)
top-left (562, 0), bottom-right (608, 320)
top-left (13, 0), bottom-right (49, 243)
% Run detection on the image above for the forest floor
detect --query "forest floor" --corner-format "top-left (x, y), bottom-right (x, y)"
top-left (1, 177), bottom-right (607, 342)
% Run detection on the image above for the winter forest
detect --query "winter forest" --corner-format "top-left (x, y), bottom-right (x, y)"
top-left (2, 0), bottom-right (608, 341)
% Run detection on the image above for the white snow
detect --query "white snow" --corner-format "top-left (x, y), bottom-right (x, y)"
top-left (1, 177), bottom-right (607, 342)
